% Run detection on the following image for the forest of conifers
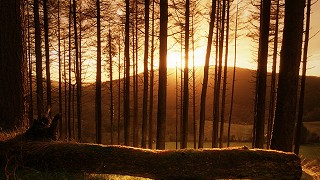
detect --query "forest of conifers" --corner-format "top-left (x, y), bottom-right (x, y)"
top-left (0, 0), bottom-right (319, 155)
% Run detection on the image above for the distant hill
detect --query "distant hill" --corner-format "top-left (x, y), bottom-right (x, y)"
top-left (46, 66), bottom-right (320, 143)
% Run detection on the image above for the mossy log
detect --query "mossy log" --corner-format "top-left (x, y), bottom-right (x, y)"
top-left (0, 140), bottom-right (301, 179)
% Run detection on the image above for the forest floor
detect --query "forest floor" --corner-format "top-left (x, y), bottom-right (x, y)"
top-left (1, 122), bottom-right (319, 179)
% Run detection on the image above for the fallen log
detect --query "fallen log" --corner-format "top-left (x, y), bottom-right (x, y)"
top-left (0, 140), bottom-right (301, 179)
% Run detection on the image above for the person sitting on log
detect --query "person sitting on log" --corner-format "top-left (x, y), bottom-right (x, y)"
top-left (24, 112), bottom-right (61, 141)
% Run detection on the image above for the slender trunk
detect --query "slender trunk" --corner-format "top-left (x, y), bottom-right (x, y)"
top-left (148, 0), bottom-right (155, 149)
top-left (78, 0), bottom-right (82, 142)
top-left (213, 0), bottom-right (225, 148)
top-left (109, 27), bottom-right (114, 145)
top-left (212, 0), bottom-right (220, 148)
top-left (27, 0), bottom-right (34, 124)
top-left (198, 0), bottom-right (216, 148)
top-left (142, 0), bottom-right (150, 148)
top-left (58, 0), bottom-right (62, 138)
top-left (68, 0), bottom-right (72, 141)
top-left (294, 0), bottom-right (310, 154)
top-left (132, 13), bottom-right (137, 146)
top-left (253, 0), bottom-right (271, 149)
top-left (96, 0), bottom-right (102, 144)
top-left (34, 0), bottom-right (44, 117)
top-left (176, 59), bottom-right (179, 149)
top-left (191, 11), bottom-right (196, 149)
top-left (267, 0), bottom-right (279, 149)
top-left (219, 0), bottom-right (230, 148)
top-left (124, 0), bottom-right (131, 146)
top-left (227, 0), bottom-right (239, 147)
top-left (64, 40), bottom-right (68, 140)
top-left (133, 0), bottom-right (139, 147)
top-left (73, 0), bottom-right (81, 142)
top-left (181, 0), bottom-right (190, 149)
top-left (156, 0), bottom-right (168, 150)
top-left (118, 35), bottom-right (121, 145)
top-left (43, 0), bottom-right (51, 111)
top-left (72, 84), bottom-right (75, 138)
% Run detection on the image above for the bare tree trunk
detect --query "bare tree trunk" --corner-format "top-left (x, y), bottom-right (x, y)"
top-left (68, 0), bottom-right (72, 141)
top-left (34, 0), bottom-right (44, 117)
top-left (0, 0), bottom-right (27, 130)
top-left (118, 35), bottom-right (122, 145)
top-left (148, 0), bottom-right (155, 149)
top-left (191, 11), bottom-right (196, 149)
top-left (64, 40), bottom-right (68, 140)
top-left (132, 15), bottom-right (137, 147)
top-left (133, 0), bottom-right (139, 147)
top-left (72, 0), bottom-right (81, 142)
top-left (57, 0), bottom-right (62, 138)
top-left (219, 0), bottom-right (230, 148)
top-left (142, 0), bottom-right (150, 148)
top-left (198, 0), bottom-right (216, 148)
top-left (227, 0), bottom-right (239, 147)
top-left (156, 0), bottom-right (168, 150)
top-left (181, 0), bottom-right (190, 149)
top-left (213, 0), bottom-right (226, 148)
top-left (108, 26), bottom-right (114, 145)
top-left (294, 0), bottom-right (310, 155)
top-left (124, 0), bottom-right (131, 146)
top-left (271, 0), bottom-right (305, 152)
top-left (267, 0), bottom-right (279, 149)
top-left (96, 0), bottom-right (102, 144)
top-left (43, 0), bottom-right (51, 112)
top-left (27, 0), bottom-right (34, 124)
top-left (253, 0), bottom-right (271, 149)
top-left (78, 0), bottom-right (83, 142)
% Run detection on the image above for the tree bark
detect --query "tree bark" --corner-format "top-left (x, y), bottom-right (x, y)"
top-left (253, 0), bottom-right (271, 149)
top-left (227, 0), bottom-right (239, 147)
top-left (43, 0), bottom-right (51, 111)
top-left (198, 0), bottom-right (216, 148)
top-left (219, 0), bottom-right (230, 148)
top-left (0, 0), bottom-right (27, 131)
top-left (124, 0), bottom-right (131, 146)
top-left (96, 0), bottom-right (102, 144)
top-left (142, 0), bottom-right (150, 149)
top-left (148, 0), bottom-right (155, 149)
top-left (267, 0), bottom-right (280, 149)
top-left (34, 0), bottom-right (44, 117)
top-left (271, 0), bottom-right (305, 152)
top-left (181, 0), bottom-right (190, 149)
top-left (73, 0), bottom-right (81, 142)
top-left (0, 141), bottom-right (301, 179)
top-left (108, 26), bottom-right (114, 145)
top-left (156, 0), bottom-right (168, 150)
top-left (294, 0), bottom-right (310, 155)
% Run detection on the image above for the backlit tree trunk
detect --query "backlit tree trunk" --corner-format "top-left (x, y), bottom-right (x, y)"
top-left (271, 0), bottom-right (305, 152)
top-left (96, 0), bottom-right (102, 144)
top-left (181, 0), bottom-right (190, 149)
top-left (34, 0), bottom-right (44, 117)
top-left (142, 0), bottom-right (150, 148)
top-left (43, 0), bottom-right (51, 111)
top-left (198, 0), bottom-right (216, 148)
top-left (0, 0), bottom-right (27, 131)
top-left (253, 0), bottom-right (271, 149)
top-left (294, 0), bottom-right (310, 154)
top-left (124, 0), bottom-right (131, 146)
top-left (156, 0), bottom-right (168, 150)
